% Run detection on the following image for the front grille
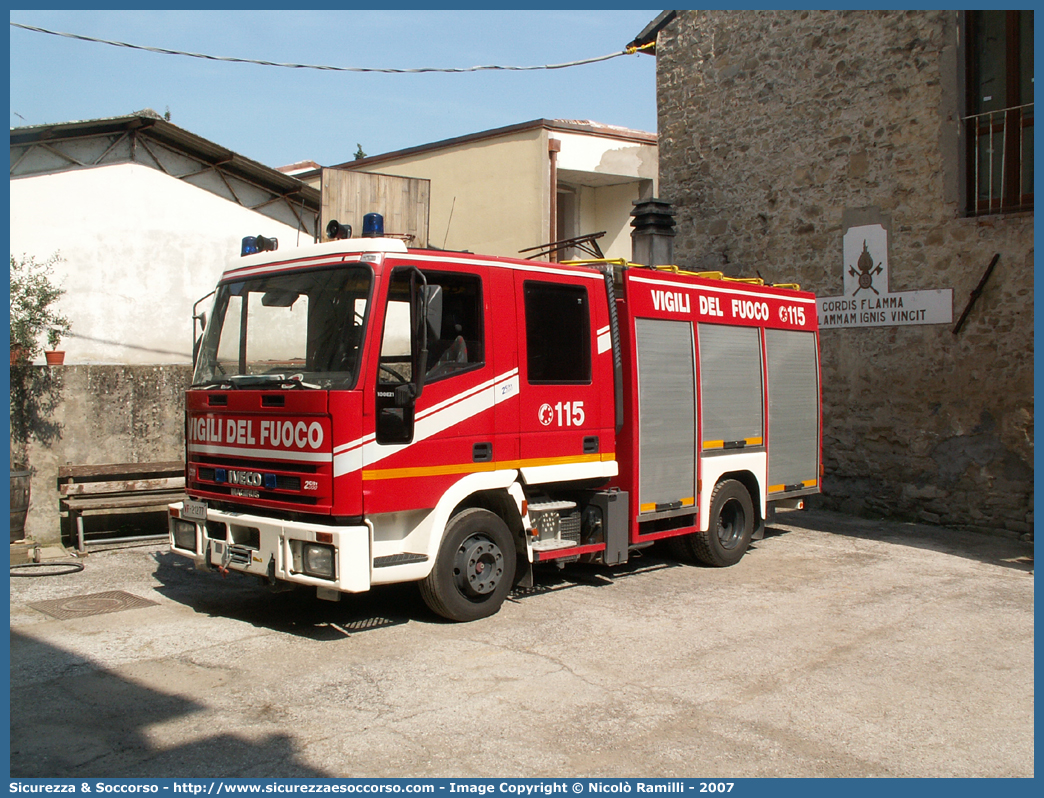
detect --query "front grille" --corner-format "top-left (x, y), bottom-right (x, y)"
top-left (188, 449), bottom-right (328, 511)
top-left (196, 467), bottom-right (302, 492)
top-left (193, 454), bottom-right (319, 474)
top-left (206, 520), bottom-right (227, 540)
top-left (192, 483), bottom-right (319, 506)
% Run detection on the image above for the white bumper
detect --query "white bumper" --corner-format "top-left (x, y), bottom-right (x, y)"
top-left (168, 502), bottom-right (371, 593)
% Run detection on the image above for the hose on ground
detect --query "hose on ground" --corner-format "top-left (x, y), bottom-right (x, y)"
top-left (10, 560), bottom-right (85, 577)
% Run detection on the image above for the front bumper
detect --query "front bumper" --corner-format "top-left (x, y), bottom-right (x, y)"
top-left (168, 502), bottom-right (371, 593)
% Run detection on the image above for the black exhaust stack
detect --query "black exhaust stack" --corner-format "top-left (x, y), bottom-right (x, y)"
top-left (630, 199), bottom-right (676, 267)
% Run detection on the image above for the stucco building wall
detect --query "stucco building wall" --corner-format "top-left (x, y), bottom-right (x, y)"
top-left (656, 10), bottom-right (1033, 536)
top-left (11, 164), bottom-right (311, 366)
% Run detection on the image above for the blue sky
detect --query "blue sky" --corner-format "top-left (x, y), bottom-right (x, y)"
top-left (9, 9), bottom-right (660, 169)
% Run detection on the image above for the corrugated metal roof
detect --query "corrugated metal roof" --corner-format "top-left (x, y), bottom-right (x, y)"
top-left (10, 109), bottom-right (320, 208)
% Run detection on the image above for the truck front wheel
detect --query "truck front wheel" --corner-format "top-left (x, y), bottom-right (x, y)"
top-left (419, 508), bottom-right (517, 622)
top-left (672, 479), bottom-right (755, 567)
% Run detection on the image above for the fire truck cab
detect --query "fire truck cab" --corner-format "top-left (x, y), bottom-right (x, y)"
top-left (170, 221), bottom-right (821, 622)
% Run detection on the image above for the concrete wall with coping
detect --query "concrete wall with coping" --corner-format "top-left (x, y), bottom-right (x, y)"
top-left (655, 10), bottom-right (1033, 537)
top-left (13, 365), bottom-right (192, 545)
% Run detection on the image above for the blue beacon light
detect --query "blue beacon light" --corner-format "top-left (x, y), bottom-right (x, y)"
top-left (362, 213), bottom-right (384, 238)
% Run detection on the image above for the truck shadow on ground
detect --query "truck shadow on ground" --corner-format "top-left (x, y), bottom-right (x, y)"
top-left (511, 546), bottom-right (684, 602)
top-left (767, 509), bottom-right (1034, 573)
top-left (10, 631), bottom-right (330, 778)
top-left (150, 551), bottom-right (416, 640)
top-left (149, 548), bottom-right (691, 636)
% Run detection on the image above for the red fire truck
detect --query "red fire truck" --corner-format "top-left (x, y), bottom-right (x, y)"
top-left (169, 218), bottom-right (821, 621)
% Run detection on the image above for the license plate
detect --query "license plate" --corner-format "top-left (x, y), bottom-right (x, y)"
top-left (181, 498), bottom-right (208, 523)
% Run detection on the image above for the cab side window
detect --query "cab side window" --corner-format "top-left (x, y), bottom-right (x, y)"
top-left (424, 272), bottom-right (484, 382)
top-left (375, 269), bottom-right (485, 446)
top-left (523, 281), bottom-right (591, 384)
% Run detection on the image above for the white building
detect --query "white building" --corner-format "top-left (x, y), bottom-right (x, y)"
top-left (10, 110), bottom-right (321, 365)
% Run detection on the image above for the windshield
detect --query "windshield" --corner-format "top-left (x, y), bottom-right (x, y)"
top-left (193, 265), bottom-right (372, 390)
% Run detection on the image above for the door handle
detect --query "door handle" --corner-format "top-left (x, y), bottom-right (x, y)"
top-left (473, 442), bottom-right (493, 462)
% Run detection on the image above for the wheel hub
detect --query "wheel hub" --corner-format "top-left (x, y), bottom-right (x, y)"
top-left (454, 535), bottom-right (504, 597)
top-left (717, 499), bottom-right (745, 549)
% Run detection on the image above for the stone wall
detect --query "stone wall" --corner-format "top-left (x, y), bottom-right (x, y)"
top-left (656, 10), bottom-right (1033, 537)
top-left (12, 365), bottom-right (193, 545)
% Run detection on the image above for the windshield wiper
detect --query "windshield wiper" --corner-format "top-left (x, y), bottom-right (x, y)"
top-left (192, 374), bottom-right (322, 390)
top-left (191, 377), bottom-right (237, 389)
top-left (229, 374), bottom-right (321, 389)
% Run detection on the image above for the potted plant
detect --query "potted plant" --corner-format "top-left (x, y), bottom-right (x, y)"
top-left (44, 328), bottom-right (66, 366)
top-left (9, 252), bottom-right (70, 541)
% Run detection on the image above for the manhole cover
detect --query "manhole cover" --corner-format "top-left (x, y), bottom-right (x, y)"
top-left (29, 590), bottom-right (158, 620)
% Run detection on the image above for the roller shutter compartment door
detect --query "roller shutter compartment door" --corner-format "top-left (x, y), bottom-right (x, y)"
top-left (765, 329), bottom-right (820, 493)
top-left (635, 318), bottom-right (696, 515)
top-left (697, 323), bottom-right (764, 451)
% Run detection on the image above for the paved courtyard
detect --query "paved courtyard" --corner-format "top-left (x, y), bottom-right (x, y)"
top-left (9, 509), bottom-right (1034, 778)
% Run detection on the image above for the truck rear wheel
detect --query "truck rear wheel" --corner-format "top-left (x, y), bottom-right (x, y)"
top-left (672, 479), bottom-right (755, 567)
top-left (419, 508), bottom-right (516, 622)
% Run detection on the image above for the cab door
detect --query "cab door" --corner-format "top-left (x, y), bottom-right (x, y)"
top-left (363, 262), bottom-right (494, 514)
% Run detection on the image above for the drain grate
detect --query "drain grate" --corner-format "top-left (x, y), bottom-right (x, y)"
top-left (29, 590), bottom-right (158, 620)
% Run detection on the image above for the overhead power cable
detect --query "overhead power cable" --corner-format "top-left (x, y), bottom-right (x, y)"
top-left (10, 22), bottom-right (654, 74)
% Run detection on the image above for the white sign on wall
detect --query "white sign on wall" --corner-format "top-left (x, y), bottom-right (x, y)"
top-left (816, 223), bottom-right (952, 329)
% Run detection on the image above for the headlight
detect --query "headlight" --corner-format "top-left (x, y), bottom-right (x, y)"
top-left (172, 519), bottom-right (197, 551)
top-left (303, 543), bottom-right (335, 579)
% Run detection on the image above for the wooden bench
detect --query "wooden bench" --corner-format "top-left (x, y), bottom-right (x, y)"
top-left (58, 461), bottom-right (186, 551)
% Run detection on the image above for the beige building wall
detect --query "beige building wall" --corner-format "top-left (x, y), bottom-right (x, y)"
top-left (304, 122), bottom-right (659, 262)
top-left (554, 131), bottom-right (658, 187)
top-left (549, 129), bottom-right (658, 261)
top-left (347, 129), bottom-right (550, 258)
top-left (576, 182), bottom-right (651, 261)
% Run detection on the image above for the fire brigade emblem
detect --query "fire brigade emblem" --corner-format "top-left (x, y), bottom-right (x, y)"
top-left (849, 240), bottom-right (883, 296)
top-left (538, 404), bottom-right (554, 426)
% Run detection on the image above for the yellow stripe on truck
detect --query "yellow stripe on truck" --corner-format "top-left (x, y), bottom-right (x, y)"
top-left (362, 452), bottom-right (616, 481)
top-left (702, 436), bottom-right (763, 451)
top-left (768, 479), bottom-right (818, 494)
top-left (639, 496), bottom-right (695, 514)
